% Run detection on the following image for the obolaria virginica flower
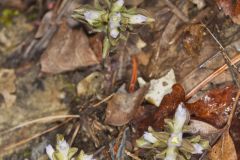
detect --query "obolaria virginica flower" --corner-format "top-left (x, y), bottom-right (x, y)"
top-left (136, 103), bottom-right (209, 160)
top-left (72, 0), bottom-right (154, 59)
top-left (45, 134), bottom-right (95, 160)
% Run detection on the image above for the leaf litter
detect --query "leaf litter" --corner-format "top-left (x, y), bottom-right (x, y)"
top-left (0, 0), bottom-right (240, 159)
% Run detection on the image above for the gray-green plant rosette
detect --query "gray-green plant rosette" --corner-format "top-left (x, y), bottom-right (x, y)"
top-left (136, 103), bottom-right (210, 160)
top-left (72, 0), bottom-right (154, 59)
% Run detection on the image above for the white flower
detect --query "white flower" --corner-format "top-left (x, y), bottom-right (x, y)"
top-left (84, 10), bottom-right (101, 24)
top-left (193, 143), bottom-right (204, 154)
top-left (57, 139), bottom-right (70, 158)
top-left (46, 145), bottom-right (54, 160)
top-left (109, 12), bottom-right (121, 38)
top-left (143, 132), bottom-right (158, 143)
top-left (167, 132), bottom-right (183, 147)
top-left (109, 13), bottom-right (121, 29)
top-left (129, 14), bottom-right (148, 24)
top-left (174, 103), bottom-right (187, 132)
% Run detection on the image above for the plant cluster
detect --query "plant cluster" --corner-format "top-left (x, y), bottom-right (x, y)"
top-left (136, 103), bottom-right (209, 160)
top-left (46, 134), bottom-right (94, 160)
top-left (72, 0), bottom-right (154, 58)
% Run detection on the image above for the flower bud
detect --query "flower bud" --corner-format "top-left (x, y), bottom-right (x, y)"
top-left (128, 14), bottom-right (154, 24)
top-left (83, 10), bottom-right (103, 25)
top-left (143, 132), bottom-right (158, 143)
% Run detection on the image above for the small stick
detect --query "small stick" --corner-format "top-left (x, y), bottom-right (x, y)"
top-left (227, 90), bottom-right (240, 127)
top-left (125, 150), bottom-right (142, 160)
top-left (69, 123), bottom-right (81, 146)
top-left (0, 119), bottom-right (72, 154)
top-left (93, 93), bottom-right (114, 107)
top-left (0, 115), bottom-right (80, 135)
top-left (186, 54), bottom-right (240, 99)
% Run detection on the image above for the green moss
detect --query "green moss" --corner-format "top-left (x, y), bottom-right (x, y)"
top-left (0, 9), bottom-right (19, 27)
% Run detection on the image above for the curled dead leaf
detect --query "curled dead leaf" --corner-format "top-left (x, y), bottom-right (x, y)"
top-left (40, 22), bottom-right (99, 74)
top-left (105, 85), bottom-right (149, 126)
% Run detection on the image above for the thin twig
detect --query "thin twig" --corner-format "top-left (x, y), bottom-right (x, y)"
top-left (125, 150), bottom-right (142, 160)
top-left (93, 93), bottom-right (114, 107)
top-left (0, 115), bottom-right (80, 135)
top-left (203, 24), bottom-right (240, 86)
top-left (186, 54), bottom-right (240, 99)
top-left (227, 91), bottom-right (240, 127)
top-left (0, 118), bottom-right (72, 154)
top-left (69, 123), bottom-right (81, 146)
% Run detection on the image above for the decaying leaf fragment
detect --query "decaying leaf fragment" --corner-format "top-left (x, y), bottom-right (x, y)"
top-left (132, 84), bottom-right (185, 136)
top-left (216, 0), bottom-right (240, 24)
top-left (105, 85), bottom-right (149, 126)
top-left (138, 69), bottom-right (176, 107)
top-left (0, 68), bottom-right (16, 107)
top-left (40, 22), bottom-right (99, 74)
top-left (186, 85), bottom-right (236, 128)
top-left (77, 72), bottom-right (104, 97)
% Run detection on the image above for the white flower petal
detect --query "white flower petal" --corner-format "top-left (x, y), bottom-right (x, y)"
top-left (143, 132), bottom-right (158, 143)
top-left (46, 145), bottom-right (54, 160)
top-left (58, 140), bottom-right (70, 158)
top-left (193, 143), bottom-right (204, 154)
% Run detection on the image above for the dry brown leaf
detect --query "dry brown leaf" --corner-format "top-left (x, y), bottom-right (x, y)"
top-left (40, 22), bottom-right (99, 74)
top-left (105, 85), bottom-right (149, 126)
top-left (182, 24), bottom-right (205, 56)
top-left (208, 131), bottom-right (237, 160)
top-left (216, 0), bottom-right (240, 24)
top-left (132, 84), bottom-right (185, 137)
top-left (186, 85), bottom-right (236, 128)
top-left (188, 119), bottom-right (218, 135)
